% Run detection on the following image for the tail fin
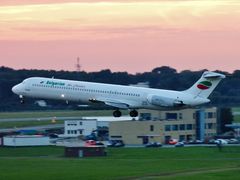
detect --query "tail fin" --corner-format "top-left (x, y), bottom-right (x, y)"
top-left (184, 71), bottom-right (225, 98)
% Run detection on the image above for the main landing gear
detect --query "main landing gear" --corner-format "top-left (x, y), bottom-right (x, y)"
top-left (129, 110), bottom-right (138, 117)
top-left (113, 110), bottom-right (122, 117)
top-left (113, 109), bottom-right (139, 118)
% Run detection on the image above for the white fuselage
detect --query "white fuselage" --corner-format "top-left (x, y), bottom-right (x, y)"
top-left (12, 77), bottom-right (210, 110)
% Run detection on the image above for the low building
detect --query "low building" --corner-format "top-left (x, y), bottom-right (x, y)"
top-left (62, 117), bottom-right (133, 138)
top-left (3, 135), bottom-right (50, 146)
top-left (65, 146), bottom-right (106, 158)
top-left (109, 108), bottom-right (217, 145)
top-left (64, 119), bottom-right (97, 137)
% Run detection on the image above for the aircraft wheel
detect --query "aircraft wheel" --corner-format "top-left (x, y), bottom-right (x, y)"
top-left (130, 110), bottom-right (138, 117)
top-left (113, 110), bottom-right (122, 117)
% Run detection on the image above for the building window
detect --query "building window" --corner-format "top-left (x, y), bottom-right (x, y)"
top-left (207, 123), bottom-right (213, 129)
top-left (165, 125), bottom-right (171, 131)
top-left (208, 112), bottom-right (213, 119)
top-left (150, 125), bottom-right (154, 131)
top-left (79, 130), bottom-right (83, 135)
top-left (172, 125), bottom-right (179, 131)
top-left (166, 113), bottom-right (177, 120)
top-left (186, 124), bottom-right (193, 130)
top-left (79, 121), bottom-right (83, 125)
top-left (111, 136), bottom-right (122, 138)
top-left (179, 113), bottom-right (183, 119)
top-left (179, 124), bottom-right (185, 130)
top-left (187, 135), bottom-right (193, 141)
top-left (179, 135), bottom-right (185, 141)
top-left (67, 123), bottom-right (77, 126)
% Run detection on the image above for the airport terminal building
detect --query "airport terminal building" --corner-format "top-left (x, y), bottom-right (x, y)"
top-left (109, 108), bottom-right (217, 145)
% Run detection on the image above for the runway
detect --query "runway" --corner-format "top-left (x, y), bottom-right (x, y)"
top-left (0, 116), bottom-right (133, 122)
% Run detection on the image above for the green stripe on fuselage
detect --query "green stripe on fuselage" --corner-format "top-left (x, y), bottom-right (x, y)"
top-left (46, 81), bottom-right (65, 86)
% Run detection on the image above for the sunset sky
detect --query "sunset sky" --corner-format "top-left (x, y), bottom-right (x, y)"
top-left (0, 0), bottom-right (240, 73)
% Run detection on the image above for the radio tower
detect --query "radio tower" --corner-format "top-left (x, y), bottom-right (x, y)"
top-left (75, 57), bottom-right (81, 72)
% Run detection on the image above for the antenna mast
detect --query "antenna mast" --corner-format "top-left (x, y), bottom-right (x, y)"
top-left (75, 57), bottom-right (81, 72)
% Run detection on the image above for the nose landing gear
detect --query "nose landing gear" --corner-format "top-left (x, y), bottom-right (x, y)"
top-left (19, 95), bottom-right (25, 104)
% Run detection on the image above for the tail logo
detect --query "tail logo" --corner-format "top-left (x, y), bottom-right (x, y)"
top-left (197, 81), bottom-right (212, 90)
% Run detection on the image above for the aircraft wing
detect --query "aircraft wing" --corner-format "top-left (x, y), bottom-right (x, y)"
top-left (89, 97), bottom-right (130, 109)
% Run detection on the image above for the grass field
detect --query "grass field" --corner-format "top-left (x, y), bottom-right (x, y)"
top-left (0, 146), bottom-right (240, 180)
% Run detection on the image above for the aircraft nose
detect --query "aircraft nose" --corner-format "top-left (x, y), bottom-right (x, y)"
top-left (12, 84), bottom-right (21, 94)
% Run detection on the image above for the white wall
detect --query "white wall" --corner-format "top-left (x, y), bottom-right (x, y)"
top-left (3, 136), bottom-right (50, 146)
top-left (64, 120), bottom-right (97, 137)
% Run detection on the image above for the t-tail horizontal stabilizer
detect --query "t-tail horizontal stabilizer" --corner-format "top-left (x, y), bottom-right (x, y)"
top-left (184, 71), bottom-right (225, 98)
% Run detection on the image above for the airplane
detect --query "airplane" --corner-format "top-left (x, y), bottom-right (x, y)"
top-left (12, 71), bottom-right (225, 117)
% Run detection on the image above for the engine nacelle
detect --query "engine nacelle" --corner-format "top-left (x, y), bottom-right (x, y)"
top-left (147, 95), bottom-right (184, 107)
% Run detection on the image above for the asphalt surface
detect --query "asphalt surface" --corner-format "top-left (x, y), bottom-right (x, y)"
top-left (0, 116), bottom-right (133, 122)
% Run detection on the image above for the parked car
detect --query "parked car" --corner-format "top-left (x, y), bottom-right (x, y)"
top-left (107, 140), bottom-right (125, 147)
top-left (214, 139), bottom-right (228, 145)
top-left (175, 142), bottom-right (184, 147)
top-left (114, 141), bottom-right (125, 147)
top-left (95, 141), bottom-right (105, 146)
top-left (48, 133), bottom-right (59, 138)
top-left (168, 139), bottom-right (178, 145)
top-left (227, 138), bottom-right (239, 144)
top-left (85, 140), bottom-right (96, 146)
top-left (145, 142), bottom-right (162, 148)
top-left (207, 139), bottom-right (216, 144)
top-left (188, 140), bottom-right (204, 144)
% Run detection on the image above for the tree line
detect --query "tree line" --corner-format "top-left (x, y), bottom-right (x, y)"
top-left (0, 66), bottom-right (239, 111)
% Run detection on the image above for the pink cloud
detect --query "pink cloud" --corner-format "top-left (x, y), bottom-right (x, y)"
top-left (0, 29), bottom-right (239, 74)
top-left (0, 0), bottom-right (239, 73)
